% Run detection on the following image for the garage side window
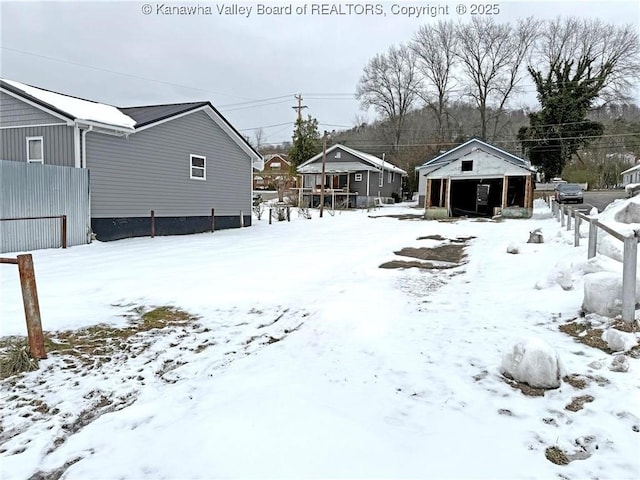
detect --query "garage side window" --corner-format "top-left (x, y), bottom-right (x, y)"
top-left (26, 136), bottom-right (44, 163)
top-left (461, 160), bottom-right (473, 172)
top-left (190, 154), bottom-right (206, 180)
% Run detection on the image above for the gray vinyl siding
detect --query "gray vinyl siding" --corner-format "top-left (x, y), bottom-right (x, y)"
top-left (87, 110), bottom-right (251, 218)
top-left (0, 91), bottom-right (66, 127)
top-left (310, 148), bottom-right (403, 196)
top-left (0, 125), bottom-right (76, 167)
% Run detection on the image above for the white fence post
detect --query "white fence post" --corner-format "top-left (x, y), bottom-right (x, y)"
top-left (566, 207), bottom-right (572, 231)
top-left (622, 237), bottom-right (638, 323)
top-left (574, 214), bottom-right (581, 247)
top-left (588, 218), bottom-right (597, 259)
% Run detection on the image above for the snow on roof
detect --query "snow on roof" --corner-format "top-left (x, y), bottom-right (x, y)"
top-left (2, 78), bottom-right (136, 130)
top-left (299, 144), bottom-right (407, 175)
top-left (417, 138), bottom-right (528, 170)
top-left (621, 163), bottom-right (640, 175)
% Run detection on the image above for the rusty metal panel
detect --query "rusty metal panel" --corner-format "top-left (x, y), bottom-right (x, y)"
top-left (0, 160), bottom-right (90, 253)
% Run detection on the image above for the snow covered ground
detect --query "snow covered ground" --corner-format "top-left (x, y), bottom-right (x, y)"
top-left (1, 200), bottom-right (638, 479)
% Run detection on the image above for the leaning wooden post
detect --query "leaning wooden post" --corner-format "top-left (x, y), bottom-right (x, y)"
top-left (287, 206), bottom-right (290, 222)
top-left (269, 208), bottom-right (272, 225)
top-left (621, 236), bottom-right (638, 323)
top-left (61, 215), bottom-right (67, 249)
top-left (17, 254), bottom-right (46, 359)
top-left (150, 210), bottom-right (155, 238)
top-left (588, 218), bottom-right (597, 259)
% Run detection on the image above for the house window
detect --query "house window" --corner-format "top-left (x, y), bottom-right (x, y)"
top-left (355, 173), bottom-right (362, 182)
top-left (270, 162), bottom-right (281, 170)
top-left (190, 154), bottom-right (206, 180)
top-left (335, 151), bottom-right (341, 159)
top-left (379, 171), bottom-right (384, 187)
top-left (461, 160), bottom-right (473, 172)
top-left (388, 171), bottom-right (394, 183)
top-left (26, 137), bottom-right (44, 163)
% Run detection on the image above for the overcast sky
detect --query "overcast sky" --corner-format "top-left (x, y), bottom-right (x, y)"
top-left (1, 0), bottom-right (638, 146)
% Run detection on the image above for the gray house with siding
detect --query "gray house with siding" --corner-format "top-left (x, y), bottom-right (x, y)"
top-left (297, 144), bottom-right (406, 208)
top-left (0, 78), bottom-right (261, 241)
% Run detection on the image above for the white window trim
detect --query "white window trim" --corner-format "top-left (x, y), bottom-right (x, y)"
top-left (355, 173), bottom-right (362, 182)
top-left (26, 136), bottom-right (44, 163)
top-left (388, 171), bottom-right (393, 183)
top-left (335, 151), bottom-right (341, 159)
top-left (190, 154), bottom-right (206, 180)
top-left (379, 170), bottom-right (384, 187)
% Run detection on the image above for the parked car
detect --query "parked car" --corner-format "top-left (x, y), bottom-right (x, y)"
top-left (554, 183), bottom-right (584, 204)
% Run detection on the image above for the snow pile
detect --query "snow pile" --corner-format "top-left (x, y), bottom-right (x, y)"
top-left (579, 196), bottom-right (640, 317)
top-left (534, 261), bottom-right (574, 291)
top-left (532, 198), bottom-right (553, 219)
top-left (506, 242), bottom-right (520, 254)
top-left (593, 196), bottom-right (640, 262)
top-left (603, 329), bottom-right (638, 353)
top-left (500, 337), bottom-right (562, 389)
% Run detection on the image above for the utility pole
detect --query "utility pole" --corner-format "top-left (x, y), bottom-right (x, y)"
top-left (292, 94), bottom-right (307, 122)
top-left (320, 131), bottom-right (328, 218)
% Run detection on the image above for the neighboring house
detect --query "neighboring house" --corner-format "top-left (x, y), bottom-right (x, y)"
top-left (253, 153), bottom-right (298, 191)
top-left (297, 144), bottom-right (406, 208)
top-left (621, 164), bottom-right (640, 187)
top-left (0, 78), bottom-right (262, 241)
top-left (416, 138), bottom-right (536, 218)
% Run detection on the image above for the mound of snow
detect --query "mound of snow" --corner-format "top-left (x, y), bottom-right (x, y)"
top-left (500, 337), bottom-right (562, 389)
top-left (594, 197), bottom-right (640, 262)
top-left (506, 243), bottom-right (520, 254)
top-left (583, 272), bottom-right (640, 317)
top-left (603, 329), bottom-right (638, 353)
top-left (532, 198), bottom-right (553, 219)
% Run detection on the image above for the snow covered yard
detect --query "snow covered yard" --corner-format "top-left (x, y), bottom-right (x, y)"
top-left (1, 202), bottom-right (638, 479)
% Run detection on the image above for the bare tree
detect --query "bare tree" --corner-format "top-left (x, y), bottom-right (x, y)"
top-left (535, 17), bottom-right (640, 104)
top-left (455, 17), bottom-right (540, 141)
top-left (411, 20), bottom-right (458, 141)
top-left (253, 127), bottom-right (265, 151)
top-left (355, 43), bottom-right (421, 150)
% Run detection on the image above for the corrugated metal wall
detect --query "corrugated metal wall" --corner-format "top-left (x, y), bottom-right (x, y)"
top-left (0, 160), bottom-right (90, 253)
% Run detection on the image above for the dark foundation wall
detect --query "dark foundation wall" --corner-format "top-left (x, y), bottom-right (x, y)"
top-left (92, 215), bottom-right (251, 242)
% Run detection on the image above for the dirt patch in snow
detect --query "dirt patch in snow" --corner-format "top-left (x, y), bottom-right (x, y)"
top-left (559, 318), bottom-right (640, 358)
top-left (501, 376), bottom-right (548, 397)
top-left (380, 241), bottom-right (471, 270)
top-left (565, 395), bottom-right (595, 412)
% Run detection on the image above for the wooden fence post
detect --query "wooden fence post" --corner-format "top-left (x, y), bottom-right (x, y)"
top-left (269, 208), bottom-right (272, 225)
top-left (150, 210), bottom-right (155, 238)
top-left (240, 210), bottom-right (244, 228)
top-left (61, 215), bottom-right (67, 249)
top-left (574, 214), bottom-right (581, 247)
top-left (211, 208), bottom-right (215, 233)
top-left (17, 254), bottom-right (46, 359)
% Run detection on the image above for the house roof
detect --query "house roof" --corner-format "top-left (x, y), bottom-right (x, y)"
top-left (119, 102), bottom-right (209, 127)
top-left (263, 153), bottom-right (291, 165)
top-left (298, 144), bottom-right (407, 175)
top-left (1, 78), bottom-right (136, 131)
top-left (1, 78), bottom-right (262, 165)
top-left (416, 138), bottom-right (530, 171)
top-left (621, 164), bottom-right (640, 175)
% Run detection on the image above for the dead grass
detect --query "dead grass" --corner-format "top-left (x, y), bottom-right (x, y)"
top-left (559, 318), bottom-right (640, 358)
top-left (565, 395), bottom-right (595, 412)
top-left (545, 446), bottom-right (570, 465)
top-left (563, 374), bottom-right (588, 389)
top-left (0, 306), bottom-right (198, 379)
top-left (501, 376), bottom-right (547, 397)
top-left (395, 245), bottom-right (467, 263)
top-left (0, 340), bottom-right (39, 379)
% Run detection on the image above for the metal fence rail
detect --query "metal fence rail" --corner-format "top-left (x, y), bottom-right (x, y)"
top-left (551, 199), bottom-right (638, 322)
